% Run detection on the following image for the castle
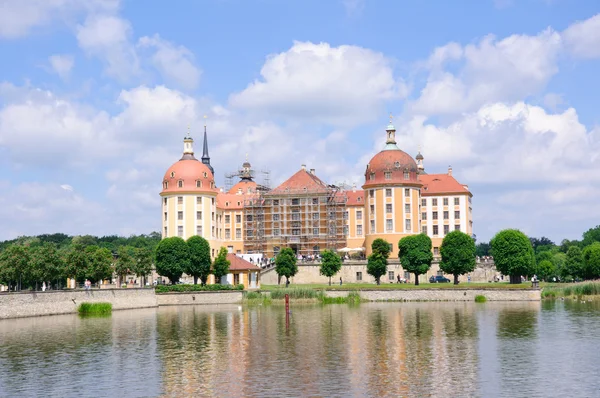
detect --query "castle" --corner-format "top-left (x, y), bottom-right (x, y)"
top-left (160, 120), bottom-right (473, 260)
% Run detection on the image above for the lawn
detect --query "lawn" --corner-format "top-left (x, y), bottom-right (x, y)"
top-left (261, 282), bottom-right (538, 291)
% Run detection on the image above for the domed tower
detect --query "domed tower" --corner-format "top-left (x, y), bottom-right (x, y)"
top-left (160, 131), bottom-right (218, 247)
top-left (228, 156), bottom-right (258, 194)
top-left (362, 117), bottom-right (422, 256)
top-left (416, 149), bottom-right (425, 174)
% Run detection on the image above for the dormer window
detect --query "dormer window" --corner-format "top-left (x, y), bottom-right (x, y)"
top-left (210, 182), bottom-right (214, 188)
top-left (404, 171), bottom-right (410, 180)
top-left (196, 180), bottom-right (202, 188)
top-left (203, 172), bottom-right (208, 178)
top-left (163, 181), bottom-right (169, 189)
top-left (370, 173), bottom-right (375, 181)
top-left (237, 201), bottom-right (241, 206)
top-left (358, 197), bottom-right (361, 202)
top-left (226, 202), bottom-right (229, 207)
top-left (395, 161), bottom-right (400, 168)
top-left (384, 172), bottom-right (392, 180)
top-left (170, 171), bottom-right (175, 178)
top-left (178, 180), bottom-right (183, 188)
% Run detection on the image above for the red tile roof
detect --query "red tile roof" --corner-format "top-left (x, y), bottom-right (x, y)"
top-left (226, 254), bottom-right (262, 271)
top-left (217, 193), bottom-right (246, 210)
top-left (270, 168), bottom-right (329, 194)
top-left (345, 190), bottom-right (364, 206)
top-left (228, 180), bottom-right (258, 195)
top-left (419, 174), bottom-right (471, 196)
top-left (363, 149), bottom-right (420, 189)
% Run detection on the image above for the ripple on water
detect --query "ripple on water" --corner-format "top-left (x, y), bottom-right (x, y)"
top-left (0, 301), bottom-right (599, 397)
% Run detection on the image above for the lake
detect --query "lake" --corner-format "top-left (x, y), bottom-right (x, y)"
top-left (0, 300), bottom-right (598, 397)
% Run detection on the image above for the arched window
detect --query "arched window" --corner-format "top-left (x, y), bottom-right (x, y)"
top-left (164, 181), bottom-right (169, 189)
top-left (178, 180), bottom-right (183, 188)
top-left (196, 180), bottom-right (202, 188)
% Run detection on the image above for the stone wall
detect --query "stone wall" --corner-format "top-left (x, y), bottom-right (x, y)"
top-left (260, 259), bottom-right (500, 285)
top-left (324, 288), bottom-right (540, 301)
top-left (0, 288), bottom-right (157, 319)
top-left (156, 291), bottom-right (243, 306)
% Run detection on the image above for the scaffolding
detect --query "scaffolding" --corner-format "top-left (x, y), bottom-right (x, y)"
top-left (243, 185), bottom-right (347, 258)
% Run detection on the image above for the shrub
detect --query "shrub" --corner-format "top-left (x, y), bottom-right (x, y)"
top-left (155, 284), bottom-right (243, 293)
top-left (474, 295), bottom-right (487, 303)
top-left (78, 302), bottom-right (112, 316)
top-left (270, 287), bottom-right (318, 300)
top-left (243, 291), bottom-right (271, 305)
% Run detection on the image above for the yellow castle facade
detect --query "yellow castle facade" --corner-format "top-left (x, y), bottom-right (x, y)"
top-left (160, 122), bottom-right (473, 259)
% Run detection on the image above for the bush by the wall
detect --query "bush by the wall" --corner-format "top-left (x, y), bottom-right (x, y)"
top-left (155, 284), bottom-right (244, 293)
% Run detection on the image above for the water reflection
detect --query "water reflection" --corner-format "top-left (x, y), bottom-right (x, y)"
top-left (1, 301), bottom-right (600, 397)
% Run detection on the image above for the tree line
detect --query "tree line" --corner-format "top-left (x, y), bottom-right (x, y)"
top-left (476, 225), bottom-right (600, 282)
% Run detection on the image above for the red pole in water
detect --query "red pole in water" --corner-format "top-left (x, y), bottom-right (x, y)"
top-left (285, 293), bottom-right (290, 330)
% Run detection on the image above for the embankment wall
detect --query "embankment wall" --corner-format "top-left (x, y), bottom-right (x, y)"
top-left (324, 289), bottom-right (540, 301)
top-left (156, 291), bottom-right (243, 306)
top-left (0, 288), bottom-right (157, 319)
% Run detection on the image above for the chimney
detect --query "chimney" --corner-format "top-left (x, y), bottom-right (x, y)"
top-left (301, 164), bottom-right (306, 171)
top-left (309, 168), bottom-right (315, 175)
top-left (448, 165), bottom-right (453, 176)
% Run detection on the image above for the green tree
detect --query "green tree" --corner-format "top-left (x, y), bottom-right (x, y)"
top-left (87, 247), bottom-right (114, 285)
top-left (582, 225), bottom-right (600, 247)
top-left (155, 237), bottom-right (190, 284)
top-left (320, 250), bottom-right (342, 286)
top-left (398, 234), bottom-right (433, 286)
top-left (565, 246), bottom-right (584, 280)
top-left (115, 246), bottom-right (135, 286)
top-left (536, 260), bottom-right (556, 282)
top-left (0, 245), bottom-right (30, 291)
top-left (64, 244), bottom-right (88, 285)
top-left (490, 229), bottom-right (535, 284)
top-left (186, 236), bottom-right (211, 285)
top-left (367, 238), bottom-right (391, 285)
top-left (212, 247), bottom-right (230, 284)
top-left (30, 243), bottom-right (65, 288)
top-left (439, 231), bottom-right (477, 284)
top-left (582, 242), bottom-right (600, 280)
top-left (476, 242), bottom-right (491, 257)
top-left (552, 252), bottom-right (566, 280)
top-left (132, 247), bottom-right (154, 286)
top-left (275, 247), bottom-right (298, 286)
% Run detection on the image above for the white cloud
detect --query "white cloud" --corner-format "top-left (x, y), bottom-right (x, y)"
top-left (48, 54), bottom-right (75, 79)
top-left (138, 34), bottom-right (201, 91)
top-left (341, 0), bottom-right (365, 16)
top-left (76, 14), bottom-right (139, 81)
top-left (401, 102), bottom-right (599, 185)
top-left (229, 41), bottom-right (407, 126)
top-left (563, 14), bottom-right (600, 58)
top-left (412, 29), bottom-right (562, 115)
top-left (0, 0), bottom-right (120, 38)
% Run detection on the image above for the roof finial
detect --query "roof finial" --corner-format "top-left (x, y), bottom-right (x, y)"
top-left (245, 153), bottom-right (248, 162)
top-left (186, 123), bottom-right (190, 137)
top-left (389, 112), bottom-right (393, 124)
top-left (203, 115), bottom-right (207, 128)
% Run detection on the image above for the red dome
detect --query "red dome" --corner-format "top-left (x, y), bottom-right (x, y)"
top-left (228, 180), bottom-right (258, 195)
top-left (363, 149), bottom-right (421, 188)
top-left (161, 159), bottom-right (216, 194)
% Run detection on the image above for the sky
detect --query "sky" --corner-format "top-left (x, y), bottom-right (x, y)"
top-left (0, 0), bottom-right (599, 243)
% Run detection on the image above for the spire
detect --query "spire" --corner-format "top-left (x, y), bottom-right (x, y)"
top-left (180, 124), bottom-right (196, 160)
top-left (416, 145), bottom-right (425, 174)
top-left (384, 114), bottom-right (398, 150)
top-left (201, 115), bottom-right (214, 175)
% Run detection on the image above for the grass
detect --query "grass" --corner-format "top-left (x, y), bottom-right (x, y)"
top-left (269, 287), bottom-right (320, 300)
top-left (474, 295), bottom-right (487, 303)
top-left (542, 282), bottom-right (600, 299)
top-left (155, 284), bottom-right (244, 293)
top-left (319, 291), bottom-right (364, 305)
top-left (78, 302), bottom-right (112, 316)
top-left (243, 291), bottom-right (272, 305)
top-left (261, 282), bottom-right (536, 291)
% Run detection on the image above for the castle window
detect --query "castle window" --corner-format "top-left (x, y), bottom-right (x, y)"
top-left (404, 188), bottom-right (410, 197)
top-left (196, 196), bottom-right (202, 205)
top-left (164, 181), bottom-right (169, 189)
top-left (405, 219), bottom-right (411, 231)
top-left (178, 196), bottom-right (183, 205)
top-left (370, 173), bottom-right (375, 180)
top-left (455, 211), bottom-right (461, 219)
top-left (177, 226), bottom-right (183, 237)
top-left (384, 172), bottom-right (392, 180)
top-left (394, 161), bottom-right (400, 168)
top-left (432, 198), bottom-right (438, 206)
top-left (163, 198), bottom-right (167, 206)
top-left (210, 182), bottom-right (214, 188)
top-left (405, 204), bottom-right (410, 213)
top-left (203, 172), bottom-right (207, 178)
top-left (404, 171), bottom-right (410, 180)
top-left (196, 226), bottom-right (202, 235)
top-left (178, 211), bottom-right (183, 220)
top-left (225, 202), bottom-right (229, 207)
top-left (196, 211), bottom-right (202, 220)
top-left (433, 225), bottom-right (439, 235)
top-left (196, 180), bottom-right (202, 188)
top-left (170, 171), bottom-right (175, 178)
top-left (385, 188), bottom-right (392, 197)
top-left (178, 180), bottom-right (183, 188)
top-left (386, 219), bottom-right (393, 231)
top-left (386, 204), bottom-right (392, 214)
top-left (421, 199), bottom-right (426, 206)
top-left (443, 198), bottom-right (449, 206)
top-left (454, 197), bottom-right (460, 206)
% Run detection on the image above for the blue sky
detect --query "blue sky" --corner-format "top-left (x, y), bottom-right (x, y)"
top-left (0, 0), bottom-right (599, 243)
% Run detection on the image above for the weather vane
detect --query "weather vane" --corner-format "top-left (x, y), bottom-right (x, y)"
top-left (203, 115), bottom-right (207, 127)
top-left (389, 113), bottom-right (393, 124)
